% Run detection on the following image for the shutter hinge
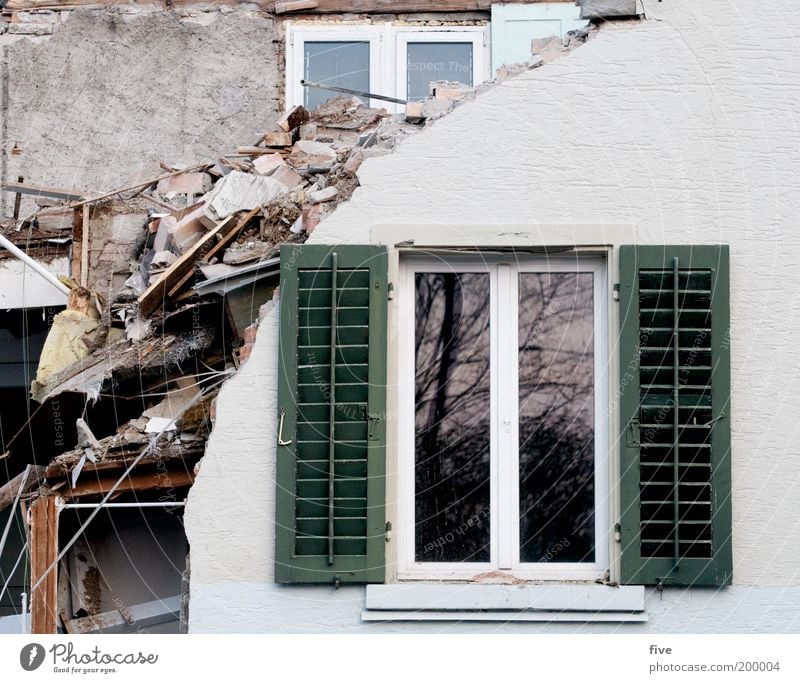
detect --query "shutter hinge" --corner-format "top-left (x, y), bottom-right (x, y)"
top-left (387, 282), bottom-right (394, 300)
top-left (614, 523), bottom-right (621, 543)
top-left (385, 521), bottom-right (392, 542)
top-left (626, 418), bottom-right (640, 447)
top-left (361, 405), bottom-right (384, 441)
top-left (613, 283), bottom-right (621, 302)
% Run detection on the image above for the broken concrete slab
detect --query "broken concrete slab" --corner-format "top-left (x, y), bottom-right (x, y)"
top-left (151, 250), bottom-right (177, 267)
top-left (308, 187), bottom-right (338, 205)
top-left (422, 98), bottom-right (455, 121)
top-left (252, 153), bottom-right (284, 176)
top-left (202, 171), bottom-right (287, 225)
top-left (156, 172), bottom-right (212, 197)
top-left (271, 164), bottom-right (303, 190)
top-left (343, 149), bottom-right (364, 174)
top-left (263, 131), bottom-right (293, 147)
top-left (143, 376), bottom-right (201, 422)
top-left (153, 215), bottom-right (176, 252)
top-left (287, 139), bottom-right (337, 167)
top-left (168, 203), bottom-right (207, 253)
top-left (222, 240), bottom-right (277, 265)
top-left (405, 102), bottom-right (426, 124)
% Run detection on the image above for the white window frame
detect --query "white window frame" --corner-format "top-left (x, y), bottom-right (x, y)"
top-left (396, 253), bottom-right (609, 581)
top-left (285, 24), bottom-right (387, 112)
top-left (285, 22), bottom-right (490, 113)
top-left (394, 28), bottom-right (488, 103)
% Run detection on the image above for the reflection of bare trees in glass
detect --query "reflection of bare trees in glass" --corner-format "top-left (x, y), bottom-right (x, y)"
top-left (415, 273), bottom-right (491, 562)
top-left (413, 269), bottom-right (596, 566)
top-left (518, 273), bottom-right (595, 563)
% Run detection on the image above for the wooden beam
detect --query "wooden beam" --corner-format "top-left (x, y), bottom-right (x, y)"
top-left (286, 0), bottom-right (493, 10)
top-left (79, 205), bottom-right (90, 288)
top-left (275, 0), bottom-right (318, 13)
top-left (12, 176), bottom-right (24, 220)
top-left (202, 206), bottom-right (261, 265)
top-left (30, 496), bottom-right (59, 635)
top-left (68, 163), bottom-right (210, 209)
top-left (65, 595), bottom-right (180, 634)
top-left (0, 466), bottom-right (46, 513)
top-left (63, 469), bottom-right (195, 500)
top-left (1, 181), bottom-right (84, 202)
top-left (137, 214), bottom-right (237, 317)
top-left (70, 207), bottom-right (82, 284)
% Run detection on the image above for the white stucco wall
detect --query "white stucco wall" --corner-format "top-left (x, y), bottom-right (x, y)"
top-left (186, 0), bottom-right (800, 633)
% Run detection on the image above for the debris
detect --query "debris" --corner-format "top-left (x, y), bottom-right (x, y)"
top-left (309, 96), bottom-right (388, 130)
top-left (274, 0), bottom-right (318, 14)
top-left (156, 172), bottom-right (212, 198)
top-left (308, 186), bottom-right (338, 204)
top-left (75, 418), bottom-right (102, 452)
top-left (69, 163), bottom-right (210, 209)
top-left (142, 376), bottom-right (201, 422)
top-left (287, 139), bottom-right (337, 168)
top-left (202, 171), bottom-right (287, 224)
top-left (0, 181), bottom-right (84, 202)
top-left (137, 215), bottom-right (239, 317)
top-left (222, 240), bottom-right (277, 265)
top-left (252, 153), bottom-right (285, 176)
top-left (262, 131), bottom-right (293, 147)
top-left (276, 105), bottom-right (310, 133)
top-left (145, 417), bottom-right (178, 434)
top-left (168, 203), bottom-right (208, 253)
top-left (405, 102), bottom-right (426, 124)
top-left (344, 149), bottom-right (365, 174)
top-left (30, 287), bottom-right (103, 402)
top-left (271, 164), bottom-right (303, 190)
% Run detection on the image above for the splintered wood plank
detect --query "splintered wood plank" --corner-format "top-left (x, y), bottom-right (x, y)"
top-left (0, 466), bottom-right (46, 513)
top-left (294, 0), bottom-right (492, 11)
top-left (30, 496), bottom-right (59, 634)
top-left (64, 469), bottom-right (195, 499)
top-left (202, 206), bottom-right (261, 264)
top-left (1, 181), bottom-right (84, 201)
top-left (137, 215), bottom-right (237, 317)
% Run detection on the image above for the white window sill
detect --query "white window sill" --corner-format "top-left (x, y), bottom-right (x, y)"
top-left (362, 583), bottom-right (646, 623)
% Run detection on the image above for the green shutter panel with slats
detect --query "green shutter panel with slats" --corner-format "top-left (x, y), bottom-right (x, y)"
top-left (276, 244), bottom-right (387, 584)
top-left (619, 245), bottom-right (732, 586)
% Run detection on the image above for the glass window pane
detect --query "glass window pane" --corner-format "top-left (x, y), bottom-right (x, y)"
top-left (407, 42), bottom-right (473, 102)
top-left (304, 41), bottom-right (370, 110)
top-left (518, 272), bottom-right (595, 563)
top-left (415, 272), bottom-right (490, 563)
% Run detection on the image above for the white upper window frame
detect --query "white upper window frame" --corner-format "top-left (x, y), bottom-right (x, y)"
top-left (394, 29), bottom-right (488, 103)
top-left (285, 22), bottom-right (490, 113)
top-left (396, 253), bottom-right (610, 582)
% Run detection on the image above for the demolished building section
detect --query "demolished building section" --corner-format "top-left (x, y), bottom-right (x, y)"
top-left (0, 6), bottom-right (602, 633)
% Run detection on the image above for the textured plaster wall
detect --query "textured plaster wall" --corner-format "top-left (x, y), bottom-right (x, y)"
top-left (0, 8), bottom-right (281, 215)
top-left (187, 0), bottom-right (800, 632)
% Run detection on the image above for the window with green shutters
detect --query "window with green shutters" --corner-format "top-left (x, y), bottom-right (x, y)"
top-left (275, 244), bottom-right (388, 584)
top-left (618, 245), bottom-right (732, 587)
top-left (274, 242), bottom-right (732, 588)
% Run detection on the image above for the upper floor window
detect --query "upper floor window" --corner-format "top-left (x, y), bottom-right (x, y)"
top-left (286, 23), bottom-right (489, 112)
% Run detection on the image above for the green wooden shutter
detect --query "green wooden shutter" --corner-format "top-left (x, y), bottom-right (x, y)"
top-left (619, 245), bottom-right (732, 586)
top-left (275, 244), bottom-right (388, 584)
